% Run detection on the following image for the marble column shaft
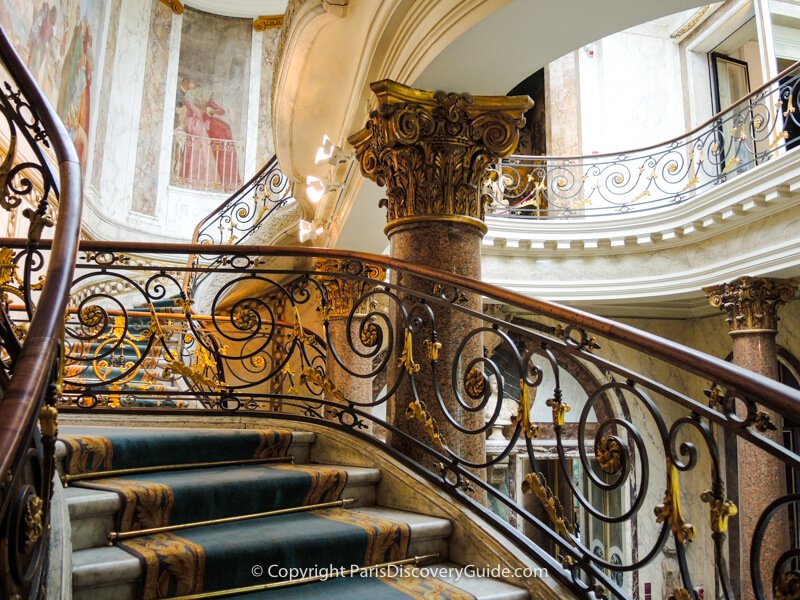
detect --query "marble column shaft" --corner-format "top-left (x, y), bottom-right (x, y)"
top-left (705, 276), bottom-right (799, 600)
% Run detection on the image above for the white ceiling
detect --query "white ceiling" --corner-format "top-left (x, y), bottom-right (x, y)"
top-left (183, 0), bottom-right (287, 18)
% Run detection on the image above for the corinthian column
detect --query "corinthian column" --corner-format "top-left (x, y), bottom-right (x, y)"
top-left (348, 80), bottom-right (531, 466)
top-left (315, 258), bottom-right (385, 425)
top-left (705, 276), bottom-right (798, 600)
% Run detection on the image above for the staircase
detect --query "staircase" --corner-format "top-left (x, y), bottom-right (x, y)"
top-left (58, 423), bottom-right (529, 599)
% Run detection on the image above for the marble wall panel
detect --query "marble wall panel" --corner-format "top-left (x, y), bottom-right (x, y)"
top-left (131, 1), bottom-right (172, 215)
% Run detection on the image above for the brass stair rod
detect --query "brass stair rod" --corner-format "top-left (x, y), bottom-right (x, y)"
top-left (108, 498), bottom-right (357, 543)
top-left (62, 455), bottom-right (294, 485)
top-left (169, 553), bottom-right (441, 599)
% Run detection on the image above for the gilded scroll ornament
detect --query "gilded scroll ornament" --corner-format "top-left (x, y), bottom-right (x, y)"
top-left (253, 15), bottom-right (284, 30)
top-left (704, 276), bottom-right (799, 333)
top-left (669, 589), bottom-right (692, 600)
top-left (24, 494), bottom-right (44, 549)
top-left (348, 80), bottom-right (532, 232)
top-left (423, 338), bottom-right (442, 362)
top-left (158, 0), bottom-right (183, 14)
top-left (521, 471), bottom-right (574, 541)
top-left (700, 490), bottom-right (737, 534)
top-left (654, 464), bottom-right (696, 544)
top-left (315, 259), bottom-right (385, 319)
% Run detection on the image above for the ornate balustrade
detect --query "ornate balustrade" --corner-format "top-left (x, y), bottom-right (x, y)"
top-left (184, 155), bottom-right (294, 296)
top-left (0, 30), bottom-right (82, 600)
top-left (170, 130), bottom-right (245, 193)
top-left (3, 238), bottom-right (791, 600)
top-left (488, 61), bottom-right (800, 219)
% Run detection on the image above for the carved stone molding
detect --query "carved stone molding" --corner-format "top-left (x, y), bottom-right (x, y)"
top-left (158, 0), bottom-right (184, 15)
top-left (704, 276), bottom-right (799, 333)
top-left (348, 80), bottom-right (532, 235)
top-left (314, 258), bottom-right (386, 319)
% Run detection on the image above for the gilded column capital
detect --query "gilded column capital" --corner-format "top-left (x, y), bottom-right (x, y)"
top-left (348, 80), bottom-right (532, 235)
top-left (704, 276), bottom-right (799, 334)
top-left (315, 258), bottom-right (386, 320)
top-left (254, 15), bottom-right (284, 30)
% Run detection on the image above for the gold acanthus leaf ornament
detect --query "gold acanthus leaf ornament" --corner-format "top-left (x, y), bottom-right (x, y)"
top-left (398, 330), bottom-right (420, 375)
top-left (405, 399), bottom-right (445, 450)
top-left (700, 490), bottom-right (737, 534)
top-left (521, 472), bottom-right (574, 541)
top-left (654, 464), bottom-right (696, 544)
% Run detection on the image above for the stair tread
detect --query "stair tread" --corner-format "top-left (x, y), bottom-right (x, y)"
top-left (56, 426), bottom-right (315, 461)
top-left (65, 463), bottom-right (380, 520)
top-left (71, 507), bottom-right (452, 589)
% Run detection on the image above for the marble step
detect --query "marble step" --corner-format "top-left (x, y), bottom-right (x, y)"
top-left (66, 464), bottom-right (382, 550)
top-left (71, 507), bottom-right (453, 600)
top-left (55, 428), bottom-right (316, 475)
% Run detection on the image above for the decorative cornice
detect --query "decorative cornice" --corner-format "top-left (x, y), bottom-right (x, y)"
top-left (704, 276), bottom-right (799, 334)
top-left (348, 80), bottom-right (531, 234)
top-left (254, 15), bottom-right (284, 30)
top-left (159, 0), bottom-right (184, 15)
top-left (315, 258), bottom-right (385, 319)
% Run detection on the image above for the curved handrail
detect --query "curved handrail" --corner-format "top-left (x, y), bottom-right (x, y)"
top-left (0, 29), bottom-right (82, 598)
top-left (490, 59), bottom-right (800, 218)
top-left (0, 34), bottom-right (81, 481)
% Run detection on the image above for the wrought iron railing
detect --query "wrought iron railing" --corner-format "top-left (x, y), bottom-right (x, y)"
top-left (9, 239), bottom-right (793, 600)
top-left (170, 130), bottom-right (244, 193)
top-left (0, 30), bottom-right (82, 600)
top-left (488, 61), bottom-right (800, 219)
top-left (185, 155), bottom-right (294, 295)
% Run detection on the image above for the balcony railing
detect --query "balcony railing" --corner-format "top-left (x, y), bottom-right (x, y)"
top-left (4, 237), bottom-right (792, 600)
top-left (488, 61), bottom-right (800, 219)
top-left (170, 130), bottom-right (244, 194)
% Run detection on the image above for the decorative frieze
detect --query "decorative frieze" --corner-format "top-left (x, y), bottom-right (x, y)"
top-left (704, 276), bottom-right (798, 333)
top-left (348, 80), bottom-right (532, 234)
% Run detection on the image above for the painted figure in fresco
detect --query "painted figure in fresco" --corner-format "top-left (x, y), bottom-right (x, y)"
top-left (28, 3), bottom-right (58, 91)
top-left (58, 16), bottom-right (92, 167)
top-left (174, 77), bottom-right (241, 190)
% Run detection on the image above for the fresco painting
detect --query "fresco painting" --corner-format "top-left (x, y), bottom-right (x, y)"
top-left (0, 0), bottom-right (107, 168)
top-left (171, 8), bottom-right (251, 192)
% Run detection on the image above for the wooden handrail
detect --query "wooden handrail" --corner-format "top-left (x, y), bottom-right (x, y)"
top-left (0, 32), bottom-right (82, 494)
